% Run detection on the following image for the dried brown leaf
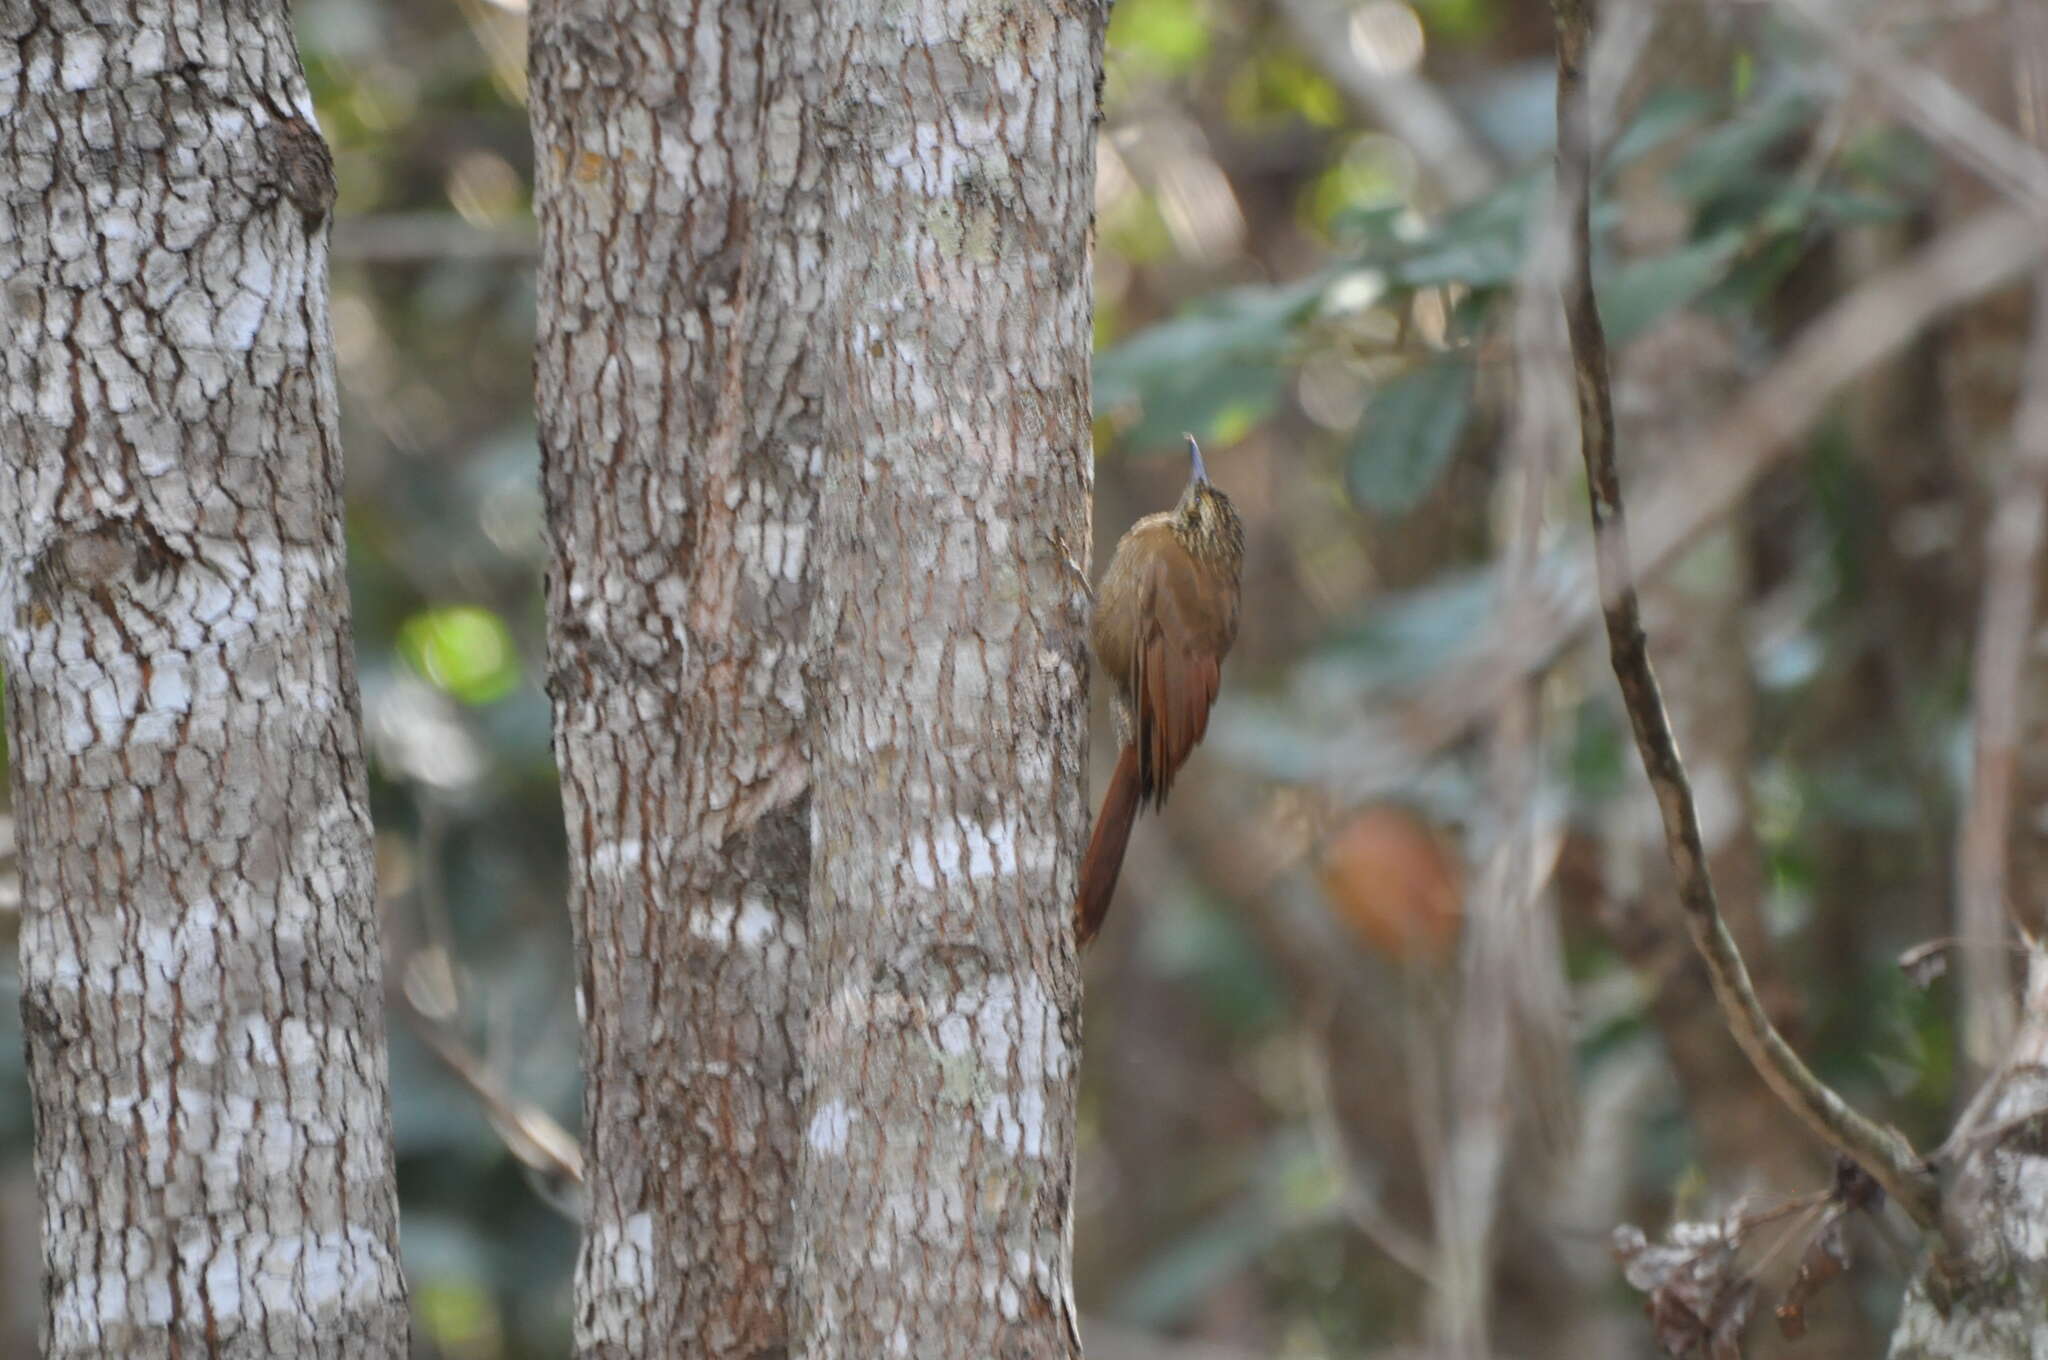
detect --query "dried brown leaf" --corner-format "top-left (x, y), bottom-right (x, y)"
top-left (1615, 1218), bottom-right (1757, 1358)
top-left (1773, 1211), bottom-right (1849, 1340)
top-left (1898, 938), bottom-right (1950, 989)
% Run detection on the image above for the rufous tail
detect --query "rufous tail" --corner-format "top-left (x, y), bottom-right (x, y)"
top-left (1075, 745), bottom-right (1144, 948)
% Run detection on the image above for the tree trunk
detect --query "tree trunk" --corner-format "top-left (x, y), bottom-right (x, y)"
top-left (0, 6), bottom-right (408, 1357)
top-left (528, 2), bottom-right (824, 1355)
top-left (1888, 947), bottom-right (2048, 1358)
top-left (791, 0), bottom-right (1104, 1353)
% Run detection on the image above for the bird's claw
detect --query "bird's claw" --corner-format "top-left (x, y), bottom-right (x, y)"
top-left (1046, 527), bottom-right (1095, 608)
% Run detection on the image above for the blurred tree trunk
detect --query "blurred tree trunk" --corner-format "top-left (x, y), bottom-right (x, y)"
top-left (0, 7), bottom-right (408, 1357)
top-left (789, 0), bottom-right (1103, 1353)
top-left (1890, 6), bottom-right (2048, 1353)
top-left (1602, 5), bottom-right (1819, 1204)
top-left (528, 2), bottom-right (825, 1356)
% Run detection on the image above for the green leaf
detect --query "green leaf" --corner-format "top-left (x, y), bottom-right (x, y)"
top-left (1095, 274), bottom-right (1329, 449)
top-left (1387, 172), bottom-right (1541, 289)
top-left (1668, 86), bottom-right (1816, 204)
top-left (1107, 0), bottom-right (1209, 76)
top-left (1346, 360), bottom-right (1475, 513)
top-left (1606, 88), bottom-right (1714, 169)
top-left (1316, 567), bottom-right (1500, 691)
top-left (1141, 890), bottom-right (1286, 1035)
top-left (1412, 0), bottom-right (1496, 43)
top-left (1111, 1135), bottom-right (1331, 1327)
top-left (399, 605), bottom-right (521, 705)
top-left (1599, 230), bottom-right (1746, 343)
top-left (1112, 1200), bottom-right (1293, 1326)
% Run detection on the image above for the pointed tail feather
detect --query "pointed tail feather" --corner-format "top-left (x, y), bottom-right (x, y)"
top-left (1075, 745), bottom-right (1144, 948)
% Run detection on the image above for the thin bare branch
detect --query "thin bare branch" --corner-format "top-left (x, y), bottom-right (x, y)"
top-left (1952, 0), bottom-right (2048, 1102)
top-left (1775, 0), bottom-right (2048, 209)
top-left (1299, 1031), bottom-right (1440, 1284)
top-left (1549, 0), bottom-right (1942, 1235)
top-left (330, 213), bottom-right (537, 263)
top-left (392, 985), bottom-right (586, 1198)
top-left (1429, 152), bottom-right (1578, 1354)
top-left (1956, 278), bottom-right (2048, 1068)
top-left (1314, 203), bottom-right (2048, 808)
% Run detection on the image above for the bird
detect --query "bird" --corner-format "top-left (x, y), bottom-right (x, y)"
top-left (1075, 434), bottom-right (1245, 948)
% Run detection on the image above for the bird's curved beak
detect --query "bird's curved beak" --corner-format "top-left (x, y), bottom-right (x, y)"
top-left (1184, 432), bottom-right (1208, 485)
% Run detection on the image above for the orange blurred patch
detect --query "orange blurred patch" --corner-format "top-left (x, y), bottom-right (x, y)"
top-left (1318, 804), bottom-right (1465, 967)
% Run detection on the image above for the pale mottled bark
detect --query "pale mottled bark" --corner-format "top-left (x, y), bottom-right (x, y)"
top-left (792, 0), bottom-right (1103, 1354)
top-left (0, 4), bottom-right (407, 1357)
top-left (529, 2), bottom-right (823, 1355)
top-left (1890, 947), bottom-right (2048, 1359)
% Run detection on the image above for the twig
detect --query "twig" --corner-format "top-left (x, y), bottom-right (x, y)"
top-left (384, 808), bottom-right (584, 1206)
top-left (330, 213), bottom-right (537, 263)
top-left (1550, 0), bottom-right (1942, 1235)
top-left (1299, 1029), bottom-right (1440, 1283)
top-left (1774, 0), bottom-right (2048, 210)
top-left (393, 984), bottom-right (586, 1198)
top-left (1319, 203), bottom-right (2048, 805)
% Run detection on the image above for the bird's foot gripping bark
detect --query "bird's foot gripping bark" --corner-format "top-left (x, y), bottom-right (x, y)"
top-left (1046, 527), bottom-right (1095, 608)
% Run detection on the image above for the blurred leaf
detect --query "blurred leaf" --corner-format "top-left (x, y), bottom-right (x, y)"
top-left (1107, 0), bottom-right (1210, 76)
top-left (1805, 763), bottom-right (1921, 831)
top-left (1774, 1212), bottom-right (1850, 1340)
top-left (1412, 0), bottom-right (1497, 43)
top-left (1346, 359), bottom-right (1474, 512)
top-left (1607, 88), bottom-right (1714, 169)
top-left (1319, 805), bottom-right (1464, 966)
top-left (1600, 230), bottom-right (1745, 344)
top-left (1316, 567), bottom-right (1498, 692)
top-left (417, 1277), bottom-right (500, 1353)
top-left (1387, 172), bottom-right (1540, 289)
top-left (1564, 702), bottom-right (1628, 804)
top-left (1113, 1199), bottom-right (1294, 1326)
top-left (1731, 48), bottom-right (1756, 102)
top-left (1461, 61), bottom-right (1555, 163)
top-left (1307, 139), bottom-right (1415, 232)
top-left (1328, 201), bottom-right (1408, 247)
top-left (1227, 49), bottom-right (1344, 129)
top-left (0, 963), bottom-right (25, 1146)
top-left (400, 605), bottom-right (521, 706)
top-left (1097, 276), bottom-right (1325, 404)
top-left (1757, 182), bottom-right (1911, 233)
top-left (1898, 939), bottom-right (1949, 990)
top-left (1099, 186), bottom-right (1177, 264)
top-left (1207, 696), bottom-right (1351, 781)
top-left (1614, 1218), bottom-right (1758, 1359)
top-left (1096, 275), bottom-right (1329, 448)
top-left (1668, 85), bottom-right (1816, 204)
top-left (1142, 890), bottom-right (1287, 1035)
top-left (1112, 1136), bottom-right (1329, 1327)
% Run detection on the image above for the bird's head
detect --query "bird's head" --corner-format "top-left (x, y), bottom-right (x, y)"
top-left (1174, 434), bottom-right (1245, 567)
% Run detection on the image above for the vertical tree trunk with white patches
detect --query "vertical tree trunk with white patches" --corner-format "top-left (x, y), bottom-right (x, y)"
top-left (529, 3), bottom-right (824, 1355)
top-left (794, 2), bottom-right (1103, 1354)
top-left (1888, 948), bottom-right (2048, 1359)
top-left (0, 5), bottom-right (408, 1357)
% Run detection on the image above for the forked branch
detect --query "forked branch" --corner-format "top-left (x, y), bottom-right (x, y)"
top-left (1548, 0), bottom-right (1943, 1236)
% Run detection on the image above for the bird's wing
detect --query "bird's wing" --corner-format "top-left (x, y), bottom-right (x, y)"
top-left (1129, 542), bottom-right (1223, 810)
